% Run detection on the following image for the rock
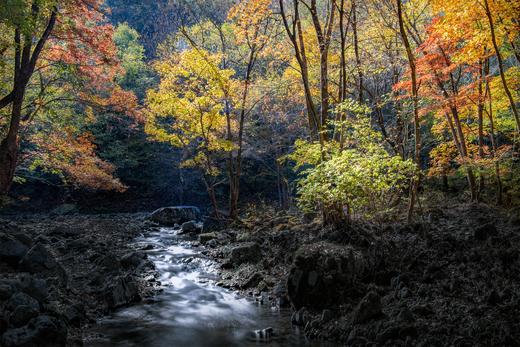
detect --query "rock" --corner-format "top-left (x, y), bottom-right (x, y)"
top-left (11, 233), bottom-right (32, 248)
top-left (0, 233), bottom-right (29, 265)
top-left (96, 254), bottom-right (122, 272)
top-left (120, 252), bottom-right (145, 269)
top-left (203, 217), bottom-right (230, 232)
top-left (474, 223), bottom-right (497, 241)
top-left (149, 206), bottom-right (201, 226)
top-left (251, 327), bottom-right (274, 341)
top-left (353, 291), bottom-right (382, 323)
top-left (51, 203), bottom-right (77, 215)
top-left (63, 304), bottom-right (85, 327)
top-left (6, 293), bottom-right (40, 312)
top-left (199, 232), bottom-right (218, 244)
top-left (0, 281), bottom-right (15, 300)
top-left (180, 221), bottom-right (201, 234)
top-left (19, 243), bottom-right (57, 272)
top-left (321, 309), bottom-right (333, 323)
top-left (66, 237), bottom-right (90, 250)
top-left (103, 275), bottom-right (140, 309)
top-left (17, 275), bottom-right (48, 303)
top-left (376, 324), bottom-right (417, 344)
top-left (230, 242), bottom-right (261, 266)
top-left (291, 307), bottom-right (309, 326)
top-left (8, 306), bottom-right (39, 328)
top-left (1, 315), bottom-right (67, 347)
top-left (241, 272), bottom-right (263, 289)
top-left (287, 242), bottom-right (367, 309)
top-left (206, 239), bottom-right (218, 248)
top-left (397, 306), bottom-right (415, 322)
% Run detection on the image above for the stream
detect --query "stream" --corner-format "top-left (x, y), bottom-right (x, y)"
top-left (88, 227), bottom-right (337, 347)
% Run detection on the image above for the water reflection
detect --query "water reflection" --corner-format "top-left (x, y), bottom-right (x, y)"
top-left (87, 228), bottom-right (337, 347)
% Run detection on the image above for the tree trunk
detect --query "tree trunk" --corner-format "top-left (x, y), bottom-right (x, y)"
top-left (0, 7), bottom-right (57, 195)
top-left (352, 0), bottom-right (363, 103)
top-left (483, 0), bottom-right (520, 132)
top-left (477, 58), bottom-right (486, 200)
top-left (396, 0), bottom-right (421, 222)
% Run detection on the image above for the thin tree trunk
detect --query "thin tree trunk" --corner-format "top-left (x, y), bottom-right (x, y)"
top-left (352, 0), bottom-right (363, 103)
top-left (279, 0), bottom-right (319, 139)
top-left (477, 58), bottom-right (486, 200)
top-left (396, 0), bottom-right (421, 222)
top-left (483, 0), bottom-right (520, 132)
top-left (484, 58), bottom-right (503, 204)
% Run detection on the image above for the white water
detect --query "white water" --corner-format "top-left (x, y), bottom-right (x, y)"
top-left (87, 227), bottom-right (337, 347)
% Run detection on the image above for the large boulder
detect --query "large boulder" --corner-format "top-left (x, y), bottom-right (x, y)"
top-left (17, 275), bottom-right (48, 303)
top-left (19, 244), bottom-right (67, 285)
top-left (1, 315), bottom-right (67, 347)
top-left (9, 306), bottom-right (39, 328)
top-left (149, 206), bottom-right (201, 226)
top-left (287, 242), bottom-right (368, 310)
top-left (6, 293), bottom-right (40, 312)
top-left (353, 291), bottom-right (382, 323)
top-left (0, 234), bottom-right (28, 265)
top-left (230, 242), bottom-right (262, 266)
top-left (19, 244), bottom-right (57, 273)
top-left (179, 221), bottom-right (202, 234)
top-left (103, 275), bottom-right (140, 309)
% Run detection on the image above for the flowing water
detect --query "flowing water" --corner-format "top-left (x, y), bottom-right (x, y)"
top-left (88, 227), bottom-right (337, 347)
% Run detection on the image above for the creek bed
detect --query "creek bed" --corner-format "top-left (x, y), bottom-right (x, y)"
top-left (87, 227), bottom-right (336, 347)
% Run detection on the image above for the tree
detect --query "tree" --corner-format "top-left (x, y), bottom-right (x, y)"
top-left (146, 48), bottom-right (235, 213)
top-left (0, 0), bottom-right (133, 194)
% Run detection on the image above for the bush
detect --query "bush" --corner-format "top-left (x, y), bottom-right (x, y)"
top-left (286, 105), bottom-right (416, 222)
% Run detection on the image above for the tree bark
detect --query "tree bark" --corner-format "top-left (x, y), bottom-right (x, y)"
top-left (0, 6), bottom-right (57, 194)
top-left (483, 0), bottom-right (520, 132)
top-left (396, 0), bottom-right (421, 222)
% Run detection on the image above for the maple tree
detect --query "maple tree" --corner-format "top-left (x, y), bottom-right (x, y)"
top-left (0, 0), bottom-right (136, 194)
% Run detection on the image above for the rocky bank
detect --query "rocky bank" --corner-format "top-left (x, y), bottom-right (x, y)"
top-left (0, 214), bottom-right (159, 347)
top-left (199, 204), bottom-right (520, 346)
top-left (1, 203), bottom-right (519, 346)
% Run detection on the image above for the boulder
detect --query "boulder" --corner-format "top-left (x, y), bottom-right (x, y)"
top-left (8, 306), bottom-right (39, 328)
top-left (474, 223), bottom-right (497, 241)
top-left (120, 252), bottom-right (146, 269)
top-left (230, 242), bottom-right (261, 266)
top-left (6, 293), bottom-right (40, 312)
top-left (103, 275), bottom-right (140, 309)
top-left (0, 280), bottom-right (17, 301)
top-left (50, 204), bottom-right (77, 216)
top-left (149, 206), bottom-right (201, 226)
top-left (19, 244), bottom-right (67, 285)
top-left (63, 304), bottom-right (85, 327)
top-left (199, 232), bottom-right (218, 244)
top-left (0, 233), bottom-right (29, 265)
top-left (287, 242), bottom-right (368, 310)
top-left (180, 221), bottom-right (202, 234)
top-left (10, 233), bottom-right (32, 248)
top-left (17, 275), bottom-right (48, 303)
top-left (353, 291), bottom-right (382, 323)
top-left (1, 315), bottom-right (67, 347)
top-left (19, 244), bottom-right (57, 273)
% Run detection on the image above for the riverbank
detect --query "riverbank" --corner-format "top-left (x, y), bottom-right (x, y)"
top-left (1, 205), bottom-right (519, 346)
top-left (0, 214), bottom-right (159, 346)
top-left (203, 204), bottom-right (520, 346)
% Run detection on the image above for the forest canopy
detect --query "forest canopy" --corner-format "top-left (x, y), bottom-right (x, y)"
top-left (0, 0), bottom-right (519, 220)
